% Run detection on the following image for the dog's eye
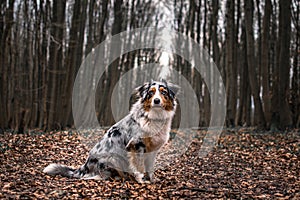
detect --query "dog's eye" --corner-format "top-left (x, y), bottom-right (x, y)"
top-left (148, 91), bottom-right (154, 96)
top-left (161, 91), bottom-right (167, 96)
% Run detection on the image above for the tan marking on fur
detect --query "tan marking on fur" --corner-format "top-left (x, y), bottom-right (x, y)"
top-left (127, 142), bottom-right (145, 174)
top-left (128, 152), bottom-right (145, 173)
top-left (143, 87), bottom-right (156, 111)
top-left (159, 87), bottom-right (174, 111)
top-left (143, 137), bottom-right (163, 152)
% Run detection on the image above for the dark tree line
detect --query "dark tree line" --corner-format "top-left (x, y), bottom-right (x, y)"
top-left (0, 0), bottom-right (299, 131)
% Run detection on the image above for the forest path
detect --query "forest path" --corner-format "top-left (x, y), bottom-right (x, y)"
top-left (0, 128), bottom-right (299, 199)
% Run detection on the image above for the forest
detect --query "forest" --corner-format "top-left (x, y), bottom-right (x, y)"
top-left (0, 0), bottom-right (299, 131)
top-left (1, 0), bottom-right (300, 199)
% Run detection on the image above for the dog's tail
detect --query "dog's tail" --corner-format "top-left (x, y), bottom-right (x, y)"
top-left (43, 153), bottom-right (129, 179)
top-left (43, 163), bottom-right (83, 178)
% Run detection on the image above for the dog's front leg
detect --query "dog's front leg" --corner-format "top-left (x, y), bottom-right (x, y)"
top-left (128, 152), bottom-right (145, 183)
top-left (144, 151), bottom-right (158, 182)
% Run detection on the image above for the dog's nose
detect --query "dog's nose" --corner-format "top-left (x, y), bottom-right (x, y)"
top-left (154, 98), bottom-right (160, 105)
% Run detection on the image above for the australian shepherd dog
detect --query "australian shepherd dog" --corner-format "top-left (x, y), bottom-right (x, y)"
top-left (43, 80), bottom-right (178, 183)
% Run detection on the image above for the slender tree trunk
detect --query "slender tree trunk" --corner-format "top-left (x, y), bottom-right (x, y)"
top-left (46, 0), bottom-right (66, 130)
top-left (85, 0), bottom-right (95, 56)
top-left (237, 23), bottom-right (245, 126)
top-left (93, 1), bottom-right (109, 126)
top-left (24, 1), bottom-right (34, 130)
top-left (234, 0), bottom-right (240, 125)
top-left (32, 1), bottom-right (40, 128)
top-left (261, 0), bottom-right (272, 128)
top-left (0, 1), bottom-right (4, 129)
top-left (244, 0), bottom-right (266, 128)
top-left (278, 0), bottom-right (292, 128)
top-left (291, 0), bottom-right (299, 127)
top-left (270, 0), bottom-right (280, 131)
top-left (240, 24), bottom-right (251, 126)
top-left (255, 0), bottom-right (262, 90)
top-left (211, 0), bottom-right (222, 126)
top-left (225, 0), bottom-right (236, 127)
top-left (0, 0), bottom-right (15, 129)
top-left (63, 0), bottom-right (87, 128)
top-left (212, 0), bottom-right (220, 68)
top-left (195, 1), bottom-right (203, 126)
top-left (99, 0), bottom-right (123, 125)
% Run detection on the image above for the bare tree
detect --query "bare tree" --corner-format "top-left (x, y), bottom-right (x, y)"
top-left (46, 0), bottom-right (67, 130)
top-left (244, 0), bottom-right (266, 128)
top-left (278, 0), bottom-right (292, 128)
top-left (99, 0), bottom-right (124, 125)
top-left (225, 0), bottom-right (237, 127)
top-left (63, 0), bottom-right (88, 128)
top-left (0, 0), bottom-right (15, 129)
top-left (261, 0), bottom-right (272, 128)
top-left (291, 0), bottom-right (299, 127)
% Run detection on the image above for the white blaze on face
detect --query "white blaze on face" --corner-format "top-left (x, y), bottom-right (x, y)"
top-left (151, 84), bottom-right (162, 107)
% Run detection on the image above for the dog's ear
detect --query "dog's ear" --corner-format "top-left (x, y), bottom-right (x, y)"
top-left (132, 82), bottom-right (150, 99)
top-left (130, 83), bottom-right (149, 108)
top-left (161, 79), bottom-right (180, 98)
top-left (150, 79), bottom-right (154, 85)
top-left (168, 83), bottom-right (180, 96)
top-left (161, 78), bottom-right (168, 86)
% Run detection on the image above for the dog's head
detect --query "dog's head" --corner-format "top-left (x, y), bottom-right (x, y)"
top-left (133, 80), bottom-right (179, 117)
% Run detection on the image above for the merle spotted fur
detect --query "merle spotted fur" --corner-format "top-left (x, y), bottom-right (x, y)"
top-left (43, 80), bottom-right (178, 183)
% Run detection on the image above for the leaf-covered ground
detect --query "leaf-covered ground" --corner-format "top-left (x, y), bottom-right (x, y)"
top-left (0, 128), bottom-right (299, 199)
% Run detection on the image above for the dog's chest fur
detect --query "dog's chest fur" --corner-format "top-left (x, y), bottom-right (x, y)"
top-left (138, 118), bottom-right (171, 152)
top-left (128, 100), bottom-right (174, 152)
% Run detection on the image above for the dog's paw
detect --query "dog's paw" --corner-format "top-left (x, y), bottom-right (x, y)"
top-left (144, 172), bottom-right (159, 183)
top-left (133, 172), bottom-right (144, 183)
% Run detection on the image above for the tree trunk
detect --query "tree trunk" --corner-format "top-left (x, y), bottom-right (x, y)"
top-left (211, 0), bottom-right (222, 127)
top-left (291, 0), bottom-right (299, 127)
top-left (46, 0), bottom-right (66, 130)
top-left (63, 0), bottom-right (87, 128)
top-left (261, 0), bottom-right (272, 128)
top-left (255, 0), bottom-right (262, 91)
top-left (99, 0), bottom-right (123, 125)
top-left (225, 0), bottom-right (236, 127)
top-left (234, 0), bottom-right (241, 125)
top-left (270, 0), bottom-right (280, 131)
top-left (0, 0), bottom-right (15, 129)
top-left (244, 0), bottom-right (266, 128)
top-left (278, 0), bottom-right (292, 128)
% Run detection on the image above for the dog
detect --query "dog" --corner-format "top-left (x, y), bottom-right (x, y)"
top-left (43, 80), bottom-right (179, 183)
